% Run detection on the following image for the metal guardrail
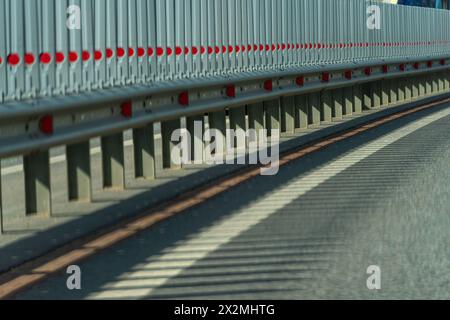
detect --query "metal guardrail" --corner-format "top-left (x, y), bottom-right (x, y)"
top-left (1, 1), bottom-right (450, 234)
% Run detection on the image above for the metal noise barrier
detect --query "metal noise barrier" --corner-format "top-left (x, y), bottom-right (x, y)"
top-left (0, 0), bottom-right (449, 103)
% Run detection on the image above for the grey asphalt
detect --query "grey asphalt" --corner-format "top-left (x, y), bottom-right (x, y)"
top-left (11, 105), bottom-right (450, 300)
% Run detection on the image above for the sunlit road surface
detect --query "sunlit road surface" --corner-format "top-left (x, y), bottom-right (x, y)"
top-left (14, 105), bottom-right (450, 300)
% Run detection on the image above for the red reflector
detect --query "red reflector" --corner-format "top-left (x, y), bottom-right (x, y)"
top-left (25, 53), bottom-right (36, 65)
top-left (137, 47), bottom-right (145, 57)
top-left (228, 46), bottom-right (234, 53)
top-left (264, 80), bottom-right (273, 92)
top-left (399, 64), bottom-right (406, 71)
top-left (94, 50), bottom-right (103, 61)
top-left (0, 56), bottom-right (3, 65)
top-left (216, 46), bottom-right (220, 54)
top-left (226, 85), bottom-right (236, 98)
top-left (440, 59), bottom-right (446, 66)
top-left (69, 51), bottom-right (79, 63)
top-left (116, 47), bottom-right (125, 58)
top-left (120, 101), bottom-right (133, 118)
top-left (185, 47), bottom-right (190, 55)
top-left (40, 52), bottom-right (52, 64)
top-left (105, 48), bottom-right (114, 59)
top-left (56, 52), bottom-right (65, 64)
top-left (128, 48), bottom-right (135, 57)
top-left (208, 46), bottom-right (213, 55)
top-left (344, 70), bottom-right (352, 80)
top-left (82, 51), bottom-right (90, 62)
top-left (39, 115), bottom-right (54, 135)
top-left (413, 62), bottom-right (420, 69)
top-left (156, 47), bottom-right (164, 56)
top-left (427, 61), bottom-right (433, 68)
top-left (322, 72), bottom-right (330, 83)
top-left (147, 47), bottom-right (154, 57)
top-left (8, 53), bottom-right (21, 66)
top-left (382, 65), bottom-right (389, 73)
top-left (235, 45), bottom-right (240, 53)
top-left (200, 47), bottom-right (206, 55)
top-left (175, 46), bottom-right (183, 56)
top-left (179, 91), bottom-right (189, 106)
top-left (364, 67), bottom-right (371, 76)
top-left (192, 47), bottom-right (198, 55)
top-left (296, 76), bottom-right (304, 86)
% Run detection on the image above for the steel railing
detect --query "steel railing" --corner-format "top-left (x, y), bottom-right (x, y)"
top-left (1, 0), bottom-right (450, 234)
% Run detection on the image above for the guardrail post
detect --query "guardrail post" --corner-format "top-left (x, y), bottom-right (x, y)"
top-left (419, 75), bottom-right (426, 97)
top-left (281, 96), bottom-right (295, 134)
top-left (363, 84), bottom-right (372, 110)
top-left (101, 133), bottom-right (125, 190)
top-left (438, 72), bottom-right (445, 92)
top-left (432, 73), bottom-right (439, 93)
top-left (411, 76), bottom-right (419, 99)
top-left (161, 119), bottom-right (181, 169)
top-left (133, 125), bottom-right (156, 179)
top-left (353, 85), bottom-right (363, 114)
top-left (295, 95), bottom-right (308, 130)
top-left (24, 151), bottom-right (52, 216)
top-left (444, 72), bottom-right (450, 91)
top-left (248, 103), bottom-right (265, 132)
top-left (404, 78), bottom-right (412, 101)
top-left (265, 99), bottom-right (281, 136)
top-left (343, 87), bottom-right (353, 116)
top-left (371, 82), bottom-right (382, 108)
top-left (381, 81), bottom-right (390, 107)
top-left (67, 142), bottom-right (92, 202)
top-left (187, 116), bottom-right (205, 164)
top-left (425, 74), bottom-right (433, 95)
top-left (321, 90), bottom-right (333, 123)
top-left (389, 79), bottom-right (398, 105)
top-left (308, 93), bottom-right (321, 126)
top-left (208, 111), bottom-right (227, 156)
top-left (332, 89), bottom-right (343, 120)
top-left (398, 78), bottom-right (406, 102)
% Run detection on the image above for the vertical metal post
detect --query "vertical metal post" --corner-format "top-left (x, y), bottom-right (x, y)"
top-left (24, 151), bottom-right (52, 216)
top-left (161, 119), bottom-right (181, 169)
top-left (381, 81), bottom-right (391, 107)
top-left (371, 82), bottom-right (382, 108)
top-left (343, 87), bottom-right (353, 116)
top-left (389, 79), bottom-right (398, 105)
top-left (295, 95), bottom-right (309, 130)
top-left (67, 142), bottom-right (92, 202)
top-left (281, 96), bottom-right (296, 134)
top-left (101, 133), bottom-right (125, 189)
top-left (133, 124), bottom-right (156, 179)
top-left (264, 99), bottom-right (281, 136)
top-left (248, 103), bottom-right (265, 132)
top-left (321, 90), bottom-right (333, 123)
top-left (353, 84), bottom-right (363, 114)
top-left (208, 111), bottom-right (227, 156)
top-left (187, 115), bottom-right (205, 163)
top-left (363, 84), bottom-right (372, 110)
top-left (308, 92), bottom-right (321, 126)
top-left (333, 89), bottom-right (343, 120)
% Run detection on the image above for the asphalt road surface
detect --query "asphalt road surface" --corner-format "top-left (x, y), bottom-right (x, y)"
top-left (13, 105), bottom-right (450, 300)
